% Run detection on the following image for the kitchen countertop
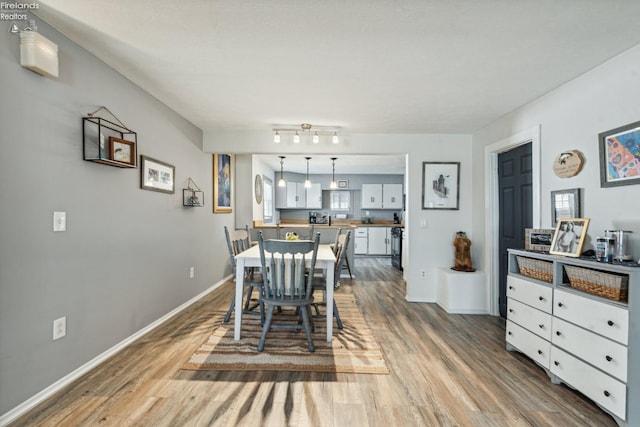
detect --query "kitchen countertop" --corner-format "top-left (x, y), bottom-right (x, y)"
top-left (253, 221), bottom-right (404, 229)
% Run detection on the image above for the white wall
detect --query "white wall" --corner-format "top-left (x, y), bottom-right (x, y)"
top-left (472, 44), bottom-right (640, 285)
top-left (204, 133), bottom-right (473, 302)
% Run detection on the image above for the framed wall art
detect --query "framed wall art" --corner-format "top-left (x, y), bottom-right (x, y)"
top-left (524, 228), bottom-right (555, 252)
top-left (549, 218), bottom-right (590, 257)
top-left (599, 120), bottom-right (640, 187)
top-left (140, 155), bottom-right (175, 194)
top-left (550, 188), bottom-right (580, 226)
top-left (213, 153), bottom-right (234, 213)
top-left (422, 161), bottom-right (460, 210)
top-left (337, 179), bottom-right (349, 189)
top-left (109, 137), bottom-right (135, 166)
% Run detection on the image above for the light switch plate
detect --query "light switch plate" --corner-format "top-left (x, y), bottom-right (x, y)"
top-left (53, 211), bottom-right (66, 232)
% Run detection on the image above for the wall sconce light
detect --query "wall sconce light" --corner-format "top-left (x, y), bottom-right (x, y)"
top-left (17, 20), bottom-right (59, 78)
top-left (272, 123), bottom-right (341, 144)
top-left (304, 157), bottom-right (312, 188)
top-left (330, 157), bottom-right (338, 189)
top-left (278, 156), bottom-right (286, 187)
top-left (183, 178), bottom-right (204, 207)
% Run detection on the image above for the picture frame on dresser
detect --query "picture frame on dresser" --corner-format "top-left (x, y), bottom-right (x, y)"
top-left (549, 218), bottom-right (589, 257)
top-left (524, 228), bottom-right (555, 251)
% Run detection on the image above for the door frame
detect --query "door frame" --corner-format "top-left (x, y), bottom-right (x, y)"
top-left (484, 125), bottom-right (542, 316)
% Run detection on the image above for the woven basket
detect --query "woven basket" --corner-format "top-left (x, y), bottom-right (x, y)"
top-left (516, 256), bottom-right (553, 283)
top-left (564, 265), bottom-right (629, 302)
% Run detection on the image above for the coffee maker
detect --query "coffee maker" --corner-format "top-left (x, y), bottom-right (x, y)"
top-left (309, 211), bottom-right (317, 224)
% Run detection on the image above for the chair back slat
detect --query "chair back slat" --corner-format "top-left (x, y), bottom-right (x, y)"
top-left (225, 225), bottom-right (252, 269)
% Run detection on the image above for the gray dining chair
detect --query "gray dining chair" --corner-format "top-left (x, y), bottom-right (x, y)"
top-left (312, 230), bottom-right (351, 330)
top-left (330, 228), bottom-right (353, 279)
top-left (257, 232), bottom-right (320, 352)
top-left (223, 225), bottom-right (265, 324)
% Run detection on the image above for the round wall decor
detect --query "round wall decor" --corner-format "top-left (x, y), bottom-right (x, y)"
top-left (553, 150), bottom-right (584, 178)
top-left (254, 174), bottom-right (263, 204)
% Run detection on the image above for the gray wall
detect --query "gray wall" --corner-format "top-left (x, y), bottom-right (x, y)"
top-left (0, 18), bottom-right (232, 415)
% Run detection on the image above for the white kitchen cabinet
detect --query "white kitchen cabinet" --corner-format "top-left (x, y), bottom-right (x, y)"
top-left (361, 184), bottom-right (403, 209)
top-left (382, 183), bottom-right (403, 209)
top-left (286, 182), bottom-right (306, 208)
top-left (354, 227), bottom-right (368, 255)
top-left (367, 227), bottom-right (390, 255)
top-left (506, 249), bottom-right (639, 426)
top-left (305, 183), bottom-right (322, 209)
top-left (361, 184), bottom-right (383, 209)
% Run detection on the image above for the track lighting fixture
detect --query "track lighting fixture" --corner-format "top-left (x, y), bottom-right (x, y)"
top-left (271, 123), bottom-right (341, 144)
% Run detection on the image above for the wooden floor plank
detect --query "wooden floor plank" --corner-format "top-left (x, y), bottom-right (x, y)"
top-left (10, 257), bottom-right (617, 426)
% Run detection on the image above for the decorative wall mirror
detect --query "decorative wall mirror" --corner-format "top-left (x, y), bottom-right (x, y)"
top-left (550, 188), bottom-right (581, 226)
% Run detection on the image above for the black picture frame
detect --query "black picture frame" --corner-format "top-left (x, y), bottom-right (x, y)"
top-left (550, 188), bottom-right (580, 227)
top-left (599, 120), bottom-right (640, 187)
top-left (422, 162), bottom-right (460, 210)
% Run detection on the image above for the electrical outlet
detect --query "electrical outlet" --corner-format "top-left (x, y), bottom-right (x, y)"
top-left (420, 270), bottom-right (426, 279)
top-left (189, 267), bottom-right (195, 279)
top-left (53, 316), bottom-right (66, 340)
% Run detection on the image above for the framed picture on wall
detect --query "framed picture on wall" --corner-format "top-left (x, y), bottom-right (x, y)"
top-left (140, 155), bottom-right (175, 194)
top-left (422, 162), bottom-right (460, 210)
top-left (109, 137), bottom-right (136, 166)
top-left (213, 153), bottom-right (233, 213)
top-left (550, 188), bottom-right (580, 226)
top-left (599, 120), bottom-right (640, 187)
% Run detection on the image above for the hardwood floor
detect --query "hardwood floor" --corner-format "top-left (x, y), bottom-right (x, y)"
top-left (11, 257), bottom-right (616, 426)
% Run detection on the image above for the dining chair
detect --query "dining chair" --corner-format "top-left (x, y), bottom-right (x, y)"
top-left (223, 225), bottom-right (265, 324)
top-left (312, 230), bottom-right (351, 330)
top-left (257, 232), bottom-right (320, 352)
top-left (330, 228), bottom-right (353, 279)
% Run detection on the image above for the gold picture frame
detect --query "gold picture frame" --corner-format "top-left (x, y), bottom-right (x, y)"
top-left (213, 153), bottom-right (233, 213)
top-left (549, 218), bottom-right (590, 257)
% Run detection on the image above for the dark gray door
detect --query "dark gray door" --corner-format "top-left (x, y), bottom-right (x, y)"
top-left (498, 143), bottom-right (533, 317)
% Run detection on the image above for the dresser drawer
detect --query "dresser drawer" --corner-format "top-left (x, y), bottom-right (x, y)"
top-left (506, 320), bottom-right (550, 369)
top-left (507, 298), bottom-right (552, 341)
top-left (507, 275), bottom-right (553, 313)
top-left (550, 346), bottom-right (626, 420)
top-left (552, 317), bottom-right (627, 382)
top-left (554, 288), bottom-right (629, 345)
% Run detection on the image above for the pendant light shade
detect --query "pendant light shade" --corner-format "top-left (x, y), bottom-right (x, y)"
top-left (330, 157), bottom-right (338, 189)
top-left (304, 156), bottom-right (312, 188)
top-left (278, 156), bottom-right (286, 187)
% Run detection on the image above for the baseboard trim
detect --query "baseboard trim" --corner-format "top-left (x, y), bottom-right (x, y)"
top-left (0, 276), bottom-right (232, 427)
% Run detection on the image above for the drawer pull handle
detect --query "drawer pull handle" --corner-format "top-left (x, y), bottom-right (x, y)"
top-left (538, 296), bottom-right (544, 301)
top-left (556, 331), bottom-right (562, 336)
top-left (509, 309), bottom-right (514, 313)
top-left (539, 324), bottom-right (544, 329)
top-left (537, 350), bottom-right (543, 355)
top-left (557, 302), bottom-right (563, 307)
top-left (554, 361), bottom-right (559, 366)
top-left (508, 331), bottom-right (512, 335)
top-left (607, 320), bottom-right (614, 326)
top-left (606, 355), bottom-right (613, 362)
top-left (508, 286), bottom-right (514, 290)
top-left (604, 390), bottom-right (611, 397)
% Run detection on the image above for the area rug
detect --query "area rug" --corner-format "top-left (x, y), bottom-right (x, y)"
top-left (182, 293), bottom-right (389, 374)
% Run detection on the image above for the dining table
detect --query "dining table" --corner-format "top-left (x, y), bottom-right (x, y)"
top-left (234, 243), bottom-right (336, 342)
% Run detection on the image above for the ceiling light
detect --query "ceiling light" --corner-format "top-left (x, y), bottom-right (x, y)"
top-left (330, 157), bottom-right (338, 189)
top-left (278, 156), bottom-right (286, 187)
top-left (271, 123), bottom-right (341, 144)
top-left (304, 157), bottom-right (312, 188)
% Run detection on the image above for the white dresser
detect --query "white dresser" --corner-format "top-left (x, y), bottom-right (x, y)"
top-left (506, 249), bottom-right (640, 426)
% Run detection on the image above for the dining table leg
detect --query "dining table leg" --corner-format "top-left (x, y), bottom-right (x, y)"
top-left (234, 258), bottom-right (245, 340)
top-left (325, 260), bottom-right (335, 342)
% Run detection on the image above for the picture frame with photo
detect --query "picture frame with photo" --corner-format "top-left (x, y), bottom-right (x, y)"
top-left (524, 228), bottom-right (555, 252)
top-left (550, 188), bottom-right (580, 226)
top-left (140, 155), bottom-right (175, 194)
top-left (337, 179), bottom-right (349, 189)
top-left (549, 218), bottom-right (590, 257)
top-left (213, 153), bottom-right (234, 213)
top-left (109, 136), bottom-right (136, 166)
top-left (422, 161), bottom-right (460, 210)
top-left (599, 120), bottom-right (640, 187)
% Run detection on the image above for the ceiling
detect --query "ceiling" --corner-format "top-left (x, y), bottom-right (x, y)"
top-left (33, 1), bottom-right (640, 174)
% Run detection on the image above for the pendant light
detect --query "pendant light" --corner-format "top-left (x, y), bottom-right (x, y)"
top-left (304, 157), bottom-right (312, 188)
top-left (330, 157), bottom-right (338, 189)
top-left (278, 156), bottom-right (286, 187)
